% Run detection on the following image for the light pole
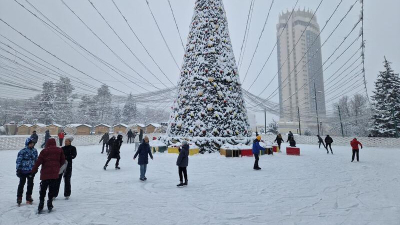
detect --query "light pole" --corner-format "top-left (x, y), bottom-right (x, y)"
top-left (313, 82), bottom-right (322, 136)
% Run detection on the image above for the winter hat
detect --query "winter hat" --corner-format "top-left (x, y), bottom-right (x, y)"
top-left (182, 140), bottom-right (188, 146)
top-left (25, 137), bottom-right (34, 146)
top-left (65, 136), bottom-right (74, 142)
top-left (256, 136), bottom-right (261, 141)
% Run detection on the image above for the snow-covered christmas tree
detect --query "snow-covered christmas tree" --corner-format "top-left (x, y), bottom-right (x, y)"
top-left (167, 0), bottom-right (251, 151)
top-left (370, 57), bottom-right (400, 137)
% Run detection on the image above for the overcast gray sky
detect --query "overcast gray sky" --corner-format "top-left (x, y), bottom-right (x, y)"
top-left (1, 0), bottom-right (399, 122)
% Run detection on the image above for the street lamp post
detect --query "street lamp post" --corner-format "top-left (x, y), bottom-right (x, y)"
top-left (314, 83), bottom-right (321, 136)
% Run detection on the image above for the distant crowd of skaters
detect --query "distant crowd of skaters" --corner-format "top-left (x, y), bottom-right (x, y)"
top-left (252, 131), bottom-right (364, 170)
top-left (16, 129), bottom-right (363, 213)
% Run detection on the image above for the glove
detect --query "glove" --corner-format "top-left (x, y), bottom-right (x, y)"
top-left (16, 170), bottom-right (21, 178)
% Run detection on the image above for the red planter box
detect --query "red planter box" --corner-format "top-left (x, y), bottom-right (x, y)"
top-left (273, 146), bottom-right (279, 152)
top-left (241, 149), bottom-right (253, 157)
top-left (286, 147), bottom-right (300, 156)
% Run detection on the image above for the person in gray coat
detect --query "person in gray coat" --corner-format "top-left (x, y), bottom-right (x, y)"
top-left (176, 141), bottom-right (189, 187)
top-left (133, 136), bottom-right (153, 181)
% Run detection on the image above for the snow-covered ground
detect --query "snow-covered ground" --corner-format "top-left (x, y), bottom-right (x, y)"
top-left (1, 143), bottom-right (399, 225)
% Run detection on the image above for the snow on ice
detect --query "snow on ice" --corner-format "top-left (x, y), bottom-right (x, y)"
top-left (0, 143), bottom-right (399, 224)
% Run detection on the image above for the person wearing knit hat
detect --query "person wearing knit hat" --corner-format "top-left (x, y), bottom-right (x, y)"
top-left (59, 136), bottom-right (77, 199)
top-left (252, 136), bottom-right (265, 170)
top-left (16, 137), bottom-right (38, 206)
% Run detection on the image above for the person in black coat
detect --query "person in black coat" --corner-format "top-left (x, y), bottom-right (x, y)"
top-left (104, 135), bottom-right (123, 170)
top-left (139, 129), bottom-right (144, 143)
top-left (106, 136), bottom-right (116, 155)
top-left (133, 136), bottom-right (153, 181)
top-left (41, 130), bottom-right (51, 148)
top-left (127, 129), bottom-right (134, 144)
top-left (176, 141), bottom-right (189, 187)
top-left (55, 137), bottom-right (77, 199)
top-left (317, 135), bottom-right (326, 149)
top-left (286, 131), bottom-right (294, 143)
top-left (274, 133), bottom-right (283, 150)
top-left (325, 135), bottom-right (333, 154)
top-left (99, 133), bottom-right (109, 154)
top-left (30, 131), bottom-right (38, 146)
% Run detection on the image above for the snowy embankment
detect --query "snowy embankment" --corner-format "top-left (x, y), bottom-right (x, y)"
top-left (1, 144), bottom-right (399, 225)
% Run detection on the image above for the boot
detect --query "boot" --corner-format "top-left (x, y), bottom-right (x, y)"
top-left (26, 195), bottom-right (33, 204)
top-left (103, 165), bottom-right (107, 170)
top-left (115, 166), bottom-right (121, 170)
top-left (183, 180), bottom-right (188, 186)
top-left (177, 182), bottom-right (184, 187)
top-left (17, 197), bottom-right (22, 206)
top-left (38, 201), bottom-right (44, 213)
top-left (47, 200), bottom-right (53, 211)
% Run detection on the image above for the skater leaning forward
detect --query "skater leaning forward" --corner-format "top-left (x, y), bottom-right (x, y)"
top-left (133, 136), bottom-right (153, 181)
top-left (252, 136), bottom-right (265, 170)
top-left (176, 141), bottom-right (189, 187)
top-left (31, 138), bottom-right (65, 213)
top-left (350, 138), bottom-right (363, 162)
top-left (104, 134), bottom-right (123, 170)
top-left (16, 137), bottom-right (38, 206)
top-left (325, 135), bottom-right (334, 154)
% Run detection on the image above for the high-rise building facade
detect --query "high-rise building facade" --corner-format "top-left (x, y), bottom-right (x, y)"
top-left (276, 9), bottom-right (326, 133)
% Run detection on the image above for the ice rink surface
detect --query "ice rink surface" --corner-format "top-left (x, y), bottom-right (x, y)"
top-left (1, 143), bottom-right (399, 225)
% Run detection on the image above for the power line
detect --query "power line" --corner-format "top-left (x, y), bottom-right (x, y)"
top-left (167, 0), bottom-right (185, 51)
top-left (240, 0), bottom-right (274, 84)
top-left (0, 18), bottom-right (130, 95)
top-left (242, 0), bottom-right (300, 85)
top-left (237, 0), bottom-right (255, 71)
top-left (88, 0), bottom-right (170, 89)
top-left (145, 0), bottom-right (181, 71)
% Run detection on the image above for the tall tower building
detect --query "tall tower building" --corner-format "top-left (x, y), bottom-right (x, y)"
top-left (276, 9), bottom-right (326, 134)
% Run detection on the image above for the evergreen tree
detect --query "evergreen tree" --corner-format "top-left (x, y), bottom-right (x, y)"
top-left (122, 93), bottom-right (137, 124)
top-left (167, 0), bottom-right (250, 150)
top-left (370, 57), bottom-right (400, 137)
top-left (94, 85), bottom-right (112, 124)
top-left (38, 81), bottom-right (55, 125)
top-left (54, 77), bottom-right (74, 125)
top-left (113, 107), bottom-right (122, 125)
top-left (77, 95), bottom-right (98, 125)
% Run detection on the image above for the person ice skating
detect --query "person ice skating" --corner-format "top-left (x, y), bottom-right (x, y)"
top-left (104, 134), bottom-right (123, 170)
top-left (176, 141), bottom-right (189, 187)
top-left (127, 129), bottom-right (134, 144)
top-left (106, 135), bottom-right (116, 155)
top-left (16, 137), bottom-right (38, 206)
top-left (289, 138), bottom-right (297, 147)
top-left (99, 133), bottom-right (109, 154)
top-left (274, 133), bottom-right (283, 151)
top-left (325, 135), bottom-right (334, 154)
top-left (30, 131), bottom-right (38, 146)
top-left (40, 130), bottom-right (51, 148)
top-left (58, 130), bottom-right (65, 146)
top-left (286, 131), bottom-right (294, 143)
top-left (139, 129), bottom-right (144, 143)
top-left (252, 136), bottom-right (265, 170)
top-left (133, 136), bottom-right (153, 181)
top-left (59, 137), bottom-right (77, 199)
top-left (31, 138), bottom-right (65, 213)
top-left (317, 135), bottom-right (326, 149)
top-left (350, 138), bottom-right (363, 162)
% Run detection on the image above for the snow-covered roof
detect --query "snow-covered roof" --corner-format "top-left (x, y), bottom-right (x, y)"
top-left (66, 124), bottom-right (92, 128)
top-left (131, 123), bottom-right (145, 128)
top-left (114, 123), bottom-right (128, 128)
top-left (33, 123), bottom-right (47, 127)
top-left (18, 124), bottom-right (33, 127)
top-left (49, 123), bottom-right (63, 127)
top-left (95, 124), bottom-right (111, 128)
top-left (147, 123), bottom-right (161, 128)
